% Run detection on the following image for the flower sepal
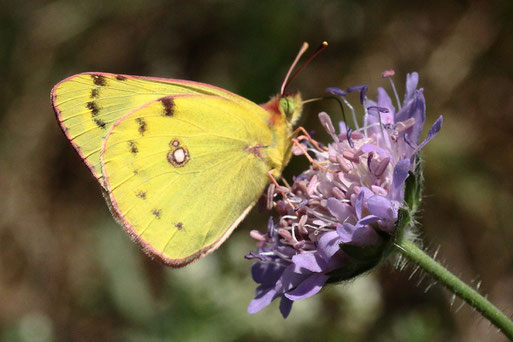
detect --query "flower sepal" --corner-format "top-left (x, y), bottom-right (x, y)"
top-left (404, 157), bottom-right (424, 214)
top-left (325, 240), bottom-right (388, 283)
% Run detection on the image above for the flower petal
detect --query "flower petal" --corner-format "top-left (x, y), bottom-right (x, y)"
top-left (291, 253), bottom-right (324, 273)
top-left (284, 273), bottom-right (329, 301)
top-left (327, 197), bottom-right (354, 223)
top-left (396, 90), bottom-right (426, 144)
top-left (391, 159), bottom-right (411, 201)
top-left (404, 72), bottom-right (419, 106)
top-left (352, 225), bottom-right (382, 246)
top-left (377, 87), bottom-right (395, 122)
top-left (367, 195), bottom-right (397, 221)
top-left (355, 187), bottom-right (373, 219)
top-left (358, 215), bottom-right (380, 225)
top-left (248, 286), bottom-right (277, 314)
top-left (318, 231), bottom-right (342, 262)
top-left (279, 297), bottom-right (294, 318)
top-left (251, 261), bottom-right (286, 285)
top-left (360, 143), bottom-right (391, 158)
top-left (337, 223), bottom-right (356, 242)
top-left (415, 115), bottom-right (443, 153)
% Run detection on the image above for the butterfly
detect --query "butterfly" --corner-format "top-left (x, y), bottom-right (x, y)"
top-left (51, 42), bottom-right (325, 267)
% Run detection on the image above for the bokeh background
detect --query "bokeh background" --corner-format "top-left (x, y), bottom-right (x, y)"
top-left (1, 0), bottom-right (513, 341)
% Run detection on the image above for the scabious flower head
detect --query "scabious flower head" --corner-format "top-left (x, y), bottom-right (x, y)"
top-left (246, 71), bottom-right (443, 318)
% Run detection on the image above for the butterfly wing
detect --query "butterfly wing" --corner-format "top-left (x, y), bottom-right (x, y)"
top-left (51, 72), bottom-right (260, 187)
top-left (101, 94), bottom-right (275, 266)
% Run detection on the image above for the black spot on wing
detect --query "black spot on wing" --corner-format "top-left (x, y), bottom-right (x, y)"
top-left (136, 118), bottom-right (147, 136)
top-left (90, 88), bottom-right (100, 98)
top-left (94, 118), bottom-right (106, 129)
top-left (128, 140), bottom-right (138, 154)
top-left (136, 190), bottom-right (146, 199)
top-left (151, 209), bottom-right (162, 219)
top-left (86, 101), bottom-right (100, 116)
top-left (160, 97), bottom-right (175, 116)
top-left (175, 222), bottom-right (183, 230)
top-left (116, 75), bottom-right (127, 81)
top-left (91, 74), bottom-right (107, 86)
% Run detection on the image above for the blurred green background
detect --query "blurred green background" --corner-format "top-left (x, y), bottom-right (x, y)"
top-left (1, 0), bottom-right (513, 341)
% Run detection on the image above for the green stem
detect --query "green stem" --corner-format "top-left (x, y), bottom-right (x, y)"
top-left (394, 239), bottom-right (513, 341)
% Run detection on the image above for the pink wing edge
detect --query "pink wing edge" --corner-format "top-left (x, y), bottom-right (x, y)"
top-left (50, 71), bottom-right (255, 189)
top-left (99, 94), bottom-right (258, 267)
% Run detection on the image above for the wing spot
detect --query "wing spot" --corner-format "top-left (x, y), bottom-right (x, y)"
top-left (167, 139), bottom-right (189, 168)
top-left (245, 144), bottom-right (265, 161)
top-left (136, 118), bottom-right (147, 136)
top-left (151, 209), bottom-right (162, 219)
top-left (175, 222), bottom-right (184, 230)
top-left (128, 140), bottom-right (138, 154)
top-left (136, 190), bottom-right (146, 199)
top-left (91, 74), bottom-right (107, 86)
top-left (93, 118), bottom-right (106, 129)
top-left (160, 97), bottom-right (175, 116)
top-left (90, 88), bottom-right (100, 98)
top-left (116, 75), bottom-right (127, 81)
top-left (86, 101), bottom-right (100, 116)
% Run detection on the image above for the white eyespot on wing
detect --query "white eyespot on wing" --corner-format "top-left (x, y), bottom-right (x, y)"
top-left (173, 148), bottom-right (186, 164)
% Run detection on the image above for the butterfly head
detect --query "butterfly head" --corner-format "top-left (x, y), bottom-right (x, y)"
top-left (279, 92), bottom-right (303, 125)
top-left (262, 92), bottom-right (302, 127)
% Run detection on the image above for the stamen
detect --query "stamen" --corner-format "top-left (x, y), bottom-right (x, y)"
top-left (244, 251), bottom-right (266, 261)
top-left (336, 154), bottom-right (351, 173)
top-left (395, 118), bottom-right (415, 133)
top-left (325, 87), bottom-right (347, 97)
top-left (294, 200), bottom-right (309, 212)
top-left (332, 187), bottom-right (346, 200)
top-left (325, 87), bottom-right (359, 130)
top-left (266, 183), bottom-right (275, 210)
top-left (267, 216), bottom-right (275, 237)
top-left (374, 157), bottom-right (390, 177)
top-left (347, 85), bottom-right (368, 104)
top-left (298, 214), bottom-right (308, 228)
top-left (342, 151), bottom-right (360, 163)
top-left (318, 112), bottom-right (339, 142)
top-left (293, 240), bottom-right (306, 249)
top-left (346, 128), bottom-right (355, 148)
top-left (382, 69), bottom-right (402, 110)
top-left (278, 228), bottom-right (293, 243)
top-left (367, 151), bottom-right (374, 173)
top-left (250, 230), bottom-right (267, 241)
top-left (307, 174), bottom-right (318, 195)
top-left (367, 106), bottom-right (391, 149)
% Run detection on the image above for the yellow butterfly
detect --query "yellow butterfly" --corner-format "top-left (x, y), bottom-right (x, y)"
top-left (51, 42), bottom-right (325, 267)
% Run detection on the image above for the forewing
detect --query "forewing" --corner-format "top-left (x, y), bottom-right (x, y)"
top-left (101, 95), bottom-right (273, 266)
top-left (51, 72), bottom-right (260, 187)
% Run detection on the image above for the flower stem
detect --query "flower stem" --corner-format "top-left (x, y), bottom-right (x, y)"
top-left (394, 238), bottom-right (513, 340)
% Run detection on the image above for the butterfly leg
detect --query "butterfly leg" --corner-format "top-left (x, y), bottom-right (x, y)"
top-left (291, 126), bottom-right (326, 152)
top-left (289, 127), bottom-right (338, 173)
top-left (267, 171), bottom-right (297, 211)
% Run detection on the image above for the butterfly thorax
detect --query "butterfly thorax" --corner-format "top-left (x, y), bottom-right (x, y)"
top-left (260, 93), bottom-right (303, 178)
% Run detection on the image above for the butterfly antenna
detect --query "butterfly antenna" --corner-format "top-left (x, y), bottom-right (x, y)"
top-left (281, 41), bottom-right (328, 96)
top-left (280, 42), bottom-right (309, 96)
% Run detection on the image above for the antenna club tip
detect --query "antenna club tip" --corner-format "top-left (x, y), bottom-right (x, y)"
top-left (322, 41), bottom-right (328, 46)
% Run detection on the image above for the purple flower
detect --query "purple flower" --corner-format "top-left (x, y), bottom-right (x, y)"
top-left (247, 71), bottom-right (442, 318)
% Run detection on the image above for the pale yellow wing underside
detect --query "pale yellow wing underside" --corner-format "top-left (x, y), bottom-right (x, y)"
top-left (51, 72), bottom-right (261, 187)
top-left (102, 94), bottom-right (274, 266)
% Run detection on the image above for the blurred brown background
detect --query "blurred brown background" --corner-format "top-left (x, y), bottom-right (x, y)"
top-left (1, 0), bottom-right (513, 341)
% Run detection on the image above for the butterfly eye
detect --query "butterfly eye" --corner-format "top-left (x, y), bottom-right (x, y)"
top-left (280, 97), bottom-right (296, 121)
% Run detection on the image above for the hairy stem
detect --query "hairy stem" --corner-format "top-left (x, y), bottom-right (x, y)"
top-left (394, 239), bottom-right (513, 340)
